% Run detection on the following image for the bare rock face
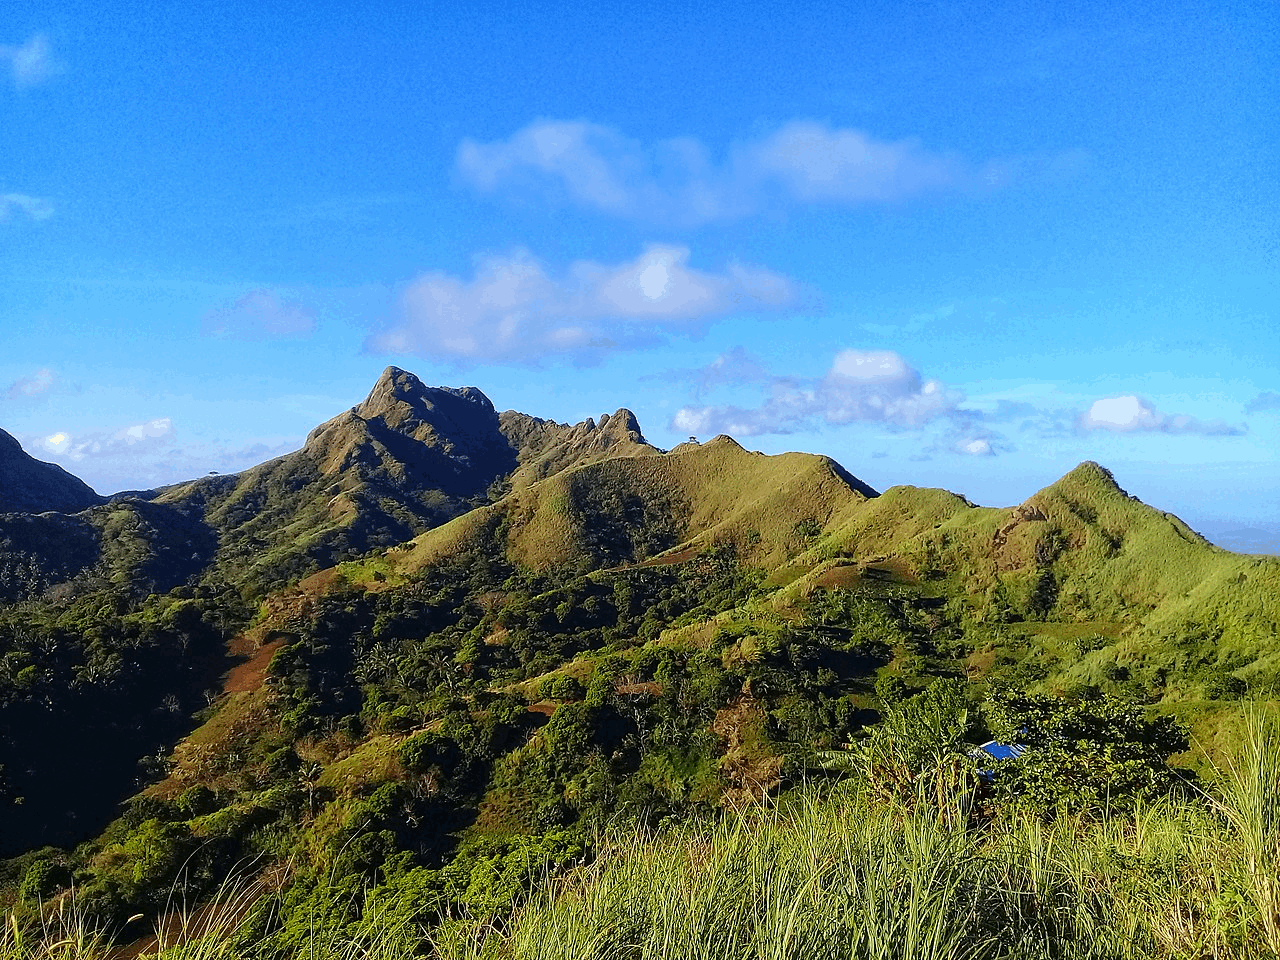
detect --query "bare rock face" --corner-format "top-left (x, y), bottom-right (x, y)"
top-left (0, 429), bottom-right (103, 514)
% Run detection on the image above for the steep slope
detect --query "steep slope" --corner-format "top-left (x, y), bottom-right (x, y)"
top-left (0, 428), bottom-right (103, 514)
top-left (153, 369), bottom-right (671, 591)
top-left (0, 369), bottom-right (673, 598)
top-left (805, 461), bottom-right (1280, 695)
top-left (154, 368), bottom-right (521, 588)
top-left (498, 408), bottom-right (661, 490)
top-left (386, 434), bottom-right (878, 578)
top-left (0, 497), bottom-right (217, 601)
top-left (817, 461), bottom-right (1256, 617)
top-left (0, 431), bottom-right (214, 601)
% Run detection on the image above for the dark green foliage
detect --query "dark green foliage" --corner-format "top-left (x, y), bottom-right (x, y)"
top-left (875, 673), bottom-right (909, 705)
top-left (564, 469), bottom-right (686, 566)
top-left (852, 679), bottom-right (977, 807)
top-left (1, 438), bottom-right (1272, 953)
top-left (540, 675), bottom-right (584, 701)
top-left (0, 583), bottom-right (250, 855)
top-left (397, 731), bottom-right (457, 773)
top-left (984, 693), bottom-right (1190, 814)
top-left (18, 858), bottom-right (71, 903)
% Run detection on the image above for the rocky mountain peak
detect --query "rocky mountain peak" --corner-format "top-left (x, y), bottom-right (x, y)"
top-left (354, 367), bottom-right (496, 430)
top-left (599, 408), bottom-right (646, 443)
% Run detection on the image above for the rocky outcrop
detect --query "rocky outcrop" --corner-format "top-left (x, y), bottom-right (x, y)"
top-left (501, 407), bottom-right (660, 488)
top-left (301, 367), bottom-right (519, 498)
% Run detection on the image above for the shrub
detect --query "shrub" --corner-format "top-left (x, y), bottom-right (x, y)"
top-left (984, 692), bottom-right (1189, 814)
top-left (18, 858), bottom-right (71, 903)
top-left (397, 730), bottom-right (457, 773)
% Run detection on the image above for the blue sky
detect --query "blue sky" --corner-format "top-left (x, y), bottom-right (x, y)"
top-left (3, 0), bottom-right (1278, 548)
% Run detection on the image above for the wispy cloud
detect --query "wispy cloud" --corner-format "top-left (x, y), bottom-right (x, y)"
top-left (1, 34), bottom-right (62, 89)
top-left (7, 368), bottom-right (55, 399)
top-left (648, 346), bottom-right (774, 397)
top-left (366, 245), bottom-right (806, 364)
top-left (672, 348), bottom-right (958, 437)
top-left (203, 289), bottom-right (317, 340)
top-left (457, 119), bottom-right (1082, 224)
top-left (1246, 391), bottom-right (1280, 414)
top-left (39, 418), bottom-right (175, 462)
top-left (1080, 395), bottom-right (1245, 436)
top-left (26, 423), bottom-right (303, 494)
top-left (1, 193), bottom-right (54, 221)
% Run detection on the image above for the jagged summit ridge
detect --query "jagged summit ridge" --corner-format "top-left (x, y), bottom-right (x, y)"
top-left (499, 405), bottom-right (661, 489)
top-left (300, 368), bottom-right (515, 498)
top-left (353, 366), bottom-right (495, 425)
top-left (562, 407), bottom-right (648, 448)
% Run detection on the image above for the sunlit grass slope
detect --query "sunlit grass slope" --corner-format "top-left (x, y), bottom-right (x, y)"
top-left (385, 435), bottom-right (877, 577)
top-left (797, 461), bottom-right (1280, 698)
top-left (12, 716), bottom-right (1280, 960)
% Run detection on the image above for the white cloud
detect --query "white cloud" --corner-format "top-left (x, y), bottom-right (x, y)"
top-left (1083, 395), bottom-right (1163, 431)
top-left (747, 122), bottom-right (957, 203)
top-left (203, 289), bottom-right (317, 339)
top-left (7, 368), bottom-right (54, 399)
top-left (1081, 395), bottom-right (1244, 436)
top-left (457, 119), bottom-right (1071, 224)
top-left (39, 418), bottom-right (175, 461)
top-left (1, 193), bottom-right (54, 221)
top-left (1, 34), bottom-right (62, 89)
top-left (672, 349), bottom-right (957, 437)
top-left (961, 438), bottom-right (994, 456)
top-left (367, 245), bottom-right (804, 363)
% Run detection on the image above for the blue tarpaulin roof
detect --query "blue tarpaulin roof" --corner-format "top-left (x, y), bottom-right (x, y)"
top-left (974, 740), bottom-right (1026, 761)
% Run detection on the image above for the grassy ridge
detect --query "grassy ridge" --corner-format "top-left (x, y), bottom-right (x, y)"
top-left (803, 463), bottom-right (1280, 700)
top-left (385, 436), bottom-right (873, 580)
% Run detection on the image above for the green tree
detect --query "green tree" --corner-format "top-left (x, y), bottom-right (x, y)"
top-left (984, 693), bottom-right (1188, 814)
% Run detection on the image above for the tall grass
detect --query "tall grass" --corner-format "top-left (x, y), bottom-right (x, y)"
top-left (443, 786), bottom-right (1274, 960)
top-left (0, 898), bottom-right (113, 960)
top-left (8, 714), bottom-right (1280, 959)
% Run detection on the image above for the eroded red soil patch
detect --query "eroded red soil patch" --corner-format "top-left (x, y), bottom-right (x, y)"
top-left (224, 636), bottom-right (287, 694)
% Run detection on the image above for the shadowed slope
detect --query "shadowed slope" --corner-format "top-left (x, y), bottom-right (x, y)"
top-left (153, 369), bottom-right (672, 591)
top-left (0, 428), bottom-right (103, 514)
top-left (155, 368), bottom-right (524, 587)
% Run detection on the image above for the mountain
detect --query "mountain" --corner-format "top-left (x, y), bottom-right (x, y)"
top-left (146, 367), bottom-right (663, 591)
top-left (499, 407), bottom-right (660, 490)
top-left (0, 369), bottom-right (667, 599)
top-left (5, 370), bottom-right (1280, 948)
top-left (0, 498), bottom-right (217, 602)
top-left (0, 428), bottom-right (103, 514)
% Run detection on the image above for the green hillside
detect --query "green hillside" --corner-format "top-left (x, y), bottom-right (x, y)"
top-left (789, 461), bottom-right (1280, 703)
top-left (3, 372), bottom-right (1280, 958)
top-left (385, 434), bottom-right (876, 579)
